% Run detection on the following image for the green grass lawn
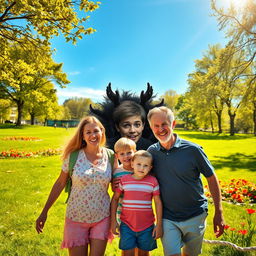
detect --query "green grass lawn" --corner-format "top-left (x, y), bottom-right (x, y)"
top-left (0, 126), bottom-right (255, 255)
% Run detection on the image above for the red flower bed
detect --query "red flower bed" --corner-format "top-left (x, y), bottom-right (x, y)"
top-left (205, 179), bottom-right (256, 204)
top-left (214, 209), bottom-right (255, 255)
top-left (0, 149), bottom-right (62, 158)
top-left (2, 136), bottom-right (41, 141)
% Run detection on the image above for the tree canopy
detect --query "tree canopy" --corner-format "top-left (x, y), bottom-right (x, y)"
top-left (211, 0), bottom-right (256, 80)
top-left (63, 97), bottom-right (93, 119)
top-left (0, 42), bottom-right (69, 125)
top-left (0, 0), bottom-right (100, 46)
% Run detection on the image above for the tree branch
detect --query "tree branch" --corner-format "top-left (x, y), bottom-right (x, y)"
top-left (0, 2), bottom-right (16, 22)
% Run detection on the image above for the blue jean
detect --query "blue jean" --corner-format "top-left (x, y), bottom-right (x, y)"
top-left (119, 222), bottom-right (157, 251)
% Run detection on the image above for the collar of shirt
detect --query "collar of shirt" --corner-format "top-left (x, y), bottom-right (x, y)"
top-left (155, 133), bottom-right (182, 152)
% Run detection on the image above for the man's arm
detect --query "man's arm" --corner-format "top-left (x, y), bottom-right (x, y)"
top-left (206, 173), bottom-right (225, 238)
top-left (152, 194), bottom-right (163, 239)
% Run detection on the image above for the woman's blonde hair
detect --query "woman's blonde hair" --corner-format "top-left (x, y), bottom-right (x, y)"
top-left (114, 137), bottom-right (136, 153)
top-left (62, 116), bottom-right (106, 160)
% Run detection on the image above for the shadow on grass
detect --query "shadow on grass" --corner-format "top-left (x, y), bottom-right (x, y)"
top-left (211, 153), bottom-right (256, 172)
top-left (179, 132), bottom-right (254, 140)
top-left (0, 124), bottom-right (27, 129)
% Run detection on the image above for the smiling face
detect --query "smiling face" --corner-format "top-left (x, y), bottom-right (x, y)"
top-left (117, 115), bottom-right (144, 143)
top-left (83, 122), bottom-right (103, 148)
top-left (132, 155), bottom-right (152, 180)
top-left (149, 111), bottom-right (176, 148)
top-left (116, 147), bottom-right (135, 170)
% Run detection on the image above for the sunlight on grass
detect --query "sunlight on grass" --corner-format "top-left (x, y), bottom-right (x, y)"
top-left (0, 126), bottom-right (255, 255)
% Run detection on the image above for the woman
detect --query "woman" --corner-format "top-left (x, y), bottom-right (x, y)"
top-left (36, 116), bottom-right (114, 256)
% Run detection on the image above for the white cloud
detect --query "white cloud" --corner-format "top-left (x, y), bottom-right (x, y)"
top-left (68, 71), bottom-right (81, 76)
top-left (57, 86), bottom-right (106, 103)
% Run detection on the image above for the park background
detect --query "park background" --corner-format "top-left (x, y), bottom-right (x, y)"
top-left (0, 0), bottom-right (256, 255)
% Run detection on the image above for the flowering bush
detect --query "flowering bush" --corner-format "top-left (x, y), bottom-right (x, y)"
top-left (2, 136), bottom-right (41, 141)
top-left (213, 209), bottom-right (256, 256)
top-left (205, 179), bottom-right (256, 204)
top-left (0, 148), bottom-right (62, 158)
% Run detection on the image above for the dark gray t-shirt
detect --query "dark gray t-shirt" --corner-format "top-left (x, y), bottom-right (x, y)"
top-left (148, 134), bottom-right (214, 221)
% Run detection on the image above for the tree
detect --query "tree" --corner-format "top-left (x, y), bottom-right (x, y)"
top-left (243, 75), bottom-right (256, 135)
top-left (0, 43), bottom-right (69, 125)
top-left (63, 97), bottom-right (93, 119)
top-left (162, 90), bottom-right (179, 111)
top-left (211, 0), bottom-right (256, 81)
top-left (206, 45), bottom-right (251, 135)
top-left (58, 105), bottom-right (72, 120)
top-left (23, 81), bottom-right (59, 125)
top-left (0, 0), bottom-right (100, 47)
top-left (175, 94), bottom-right (198, 130)
top-left (187, 44), bottom-right (225, 133)
top-left (0, 99), bottom-right (11, 123)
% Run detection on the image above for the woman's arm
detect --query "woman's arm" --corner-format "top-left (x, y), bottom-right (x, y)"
top-left (35, 170), bottom-right (69, 233)
top-left (110, 191), bottom-right (121, 235)
top-left (152, 195), bottom-right (163, 239)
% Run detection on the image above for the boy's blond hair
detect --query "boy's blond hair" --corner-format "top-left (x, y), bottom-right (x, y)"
top-left (132, 150), bottom-right (153, 164)
top-left (114, 137), bottom-right (136, 153)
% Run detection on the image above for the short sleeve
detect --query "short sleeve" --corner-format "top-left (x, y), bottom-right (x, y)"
top-left (194, 146), bottom-right (214, 177)
top-left (152, 177), bottom-right (160, 196)
top-left (62, 155), bottom-right (70, 173)
top-left (115, 177), bottom-right (124, 194)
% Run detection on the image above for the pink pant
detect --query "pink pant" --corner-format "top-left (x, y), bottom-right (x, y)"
top-left (61, 216), bottom-right (113, 249)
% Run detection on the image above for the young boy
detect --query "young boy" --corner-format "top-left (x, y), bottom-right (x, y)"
top-left (111, 150), bottom-right (163, 256)
top-left (113, 137), bottom-right (137, 223)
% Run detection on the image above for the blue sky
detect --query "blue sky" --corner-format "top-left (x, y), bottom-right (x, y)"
top-left (51, 0), bottom-right (228, 104)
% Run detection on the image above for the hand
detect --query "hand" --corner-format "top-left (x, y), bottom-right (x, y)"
top-left (152, 224), bottom-right (163, 240)
top-left (111, 177), bottom-right (120, 191)
top-left (213, 211), bottom-right (225, 238)
top-left (36, 212), bottom-right (47, 234)
top-left (111, 220), bottom-right (119, 235)
top-left (113, 154), bottom-right (119, 170)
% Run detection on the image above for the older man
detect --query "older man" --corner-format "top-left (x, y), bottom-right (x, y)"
top-left (147, 106), bottom-right (224, 256)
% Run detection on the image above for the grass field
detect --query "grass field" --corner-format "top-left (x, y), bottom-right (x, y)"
top-left (0, 125), bottom-right (255, 256)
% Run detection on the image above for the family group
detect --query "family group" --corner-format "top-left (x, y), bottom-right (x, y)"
top-left (36, 101), bottom-right (224, 256)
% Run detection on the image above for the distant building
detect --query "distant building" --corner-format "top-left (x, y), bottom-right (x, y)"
top-left (46, 120), bottom-right (79, 128)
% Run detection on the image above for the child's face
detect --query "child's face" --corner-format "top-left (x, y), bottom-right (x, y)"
top-left (116, 148), bottom-right (135, 170)
top-left (117, 115), bottom-right (144, 143)
top-left (131, 156), bottom-right (152, 179)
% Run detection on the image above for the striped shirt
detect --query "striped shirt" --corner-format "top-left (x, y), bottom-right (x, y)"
top-left (116, 174), bottom-right (160, 232)
top-left (113, 167), bottom-right (133, 223)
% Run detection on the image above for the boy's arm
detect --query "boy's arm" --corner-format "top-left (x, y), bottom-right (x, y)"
top-left (152, 194), bottom-right (163, 239)
top-left (110, 191), bottom-right (121, 235)
top-left (111, 155), bottom-right (120, 191)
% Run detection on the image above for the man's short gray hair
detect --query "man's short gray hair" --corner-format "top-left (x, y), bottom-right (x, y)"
top-left (147, 106), bottom-right (175, 125)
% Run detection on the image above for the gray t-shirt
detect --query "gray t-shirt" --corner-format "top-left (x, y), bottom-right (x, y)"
top-left (148, 134), bottom-right (214, 221)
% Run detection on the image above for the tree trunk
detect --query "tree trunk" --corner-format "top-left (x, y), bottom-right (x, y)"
top-left (217, 111), bottom-right (222, 134)
top-left (228, 109), bottom-right (236, 136)
top-left (30, 112), bottom-right (35, 125)
top-left (210, 112), bottom-right (214, 133)
top-left (16, 100), bottom-right (24, 126)
top-left (253, 103), bottom-right (256, 136)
